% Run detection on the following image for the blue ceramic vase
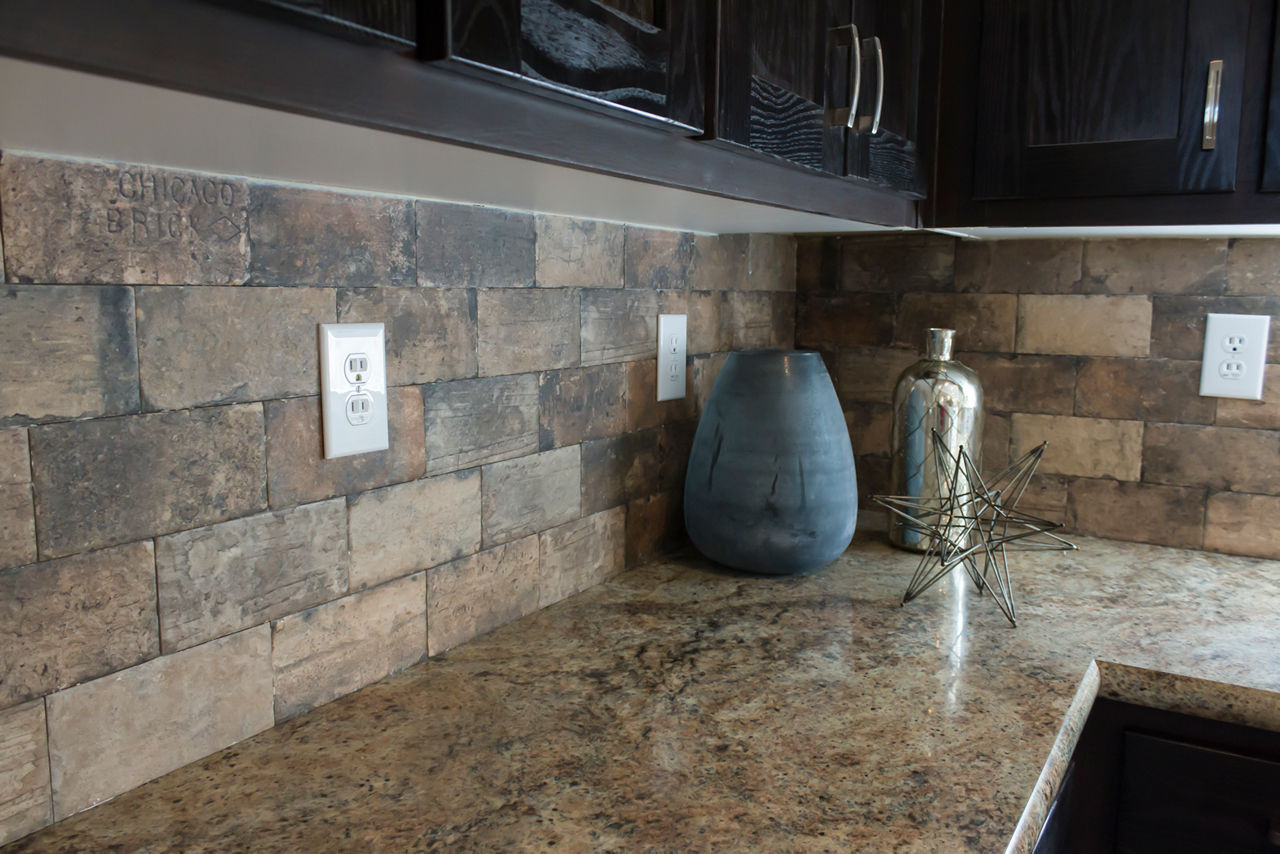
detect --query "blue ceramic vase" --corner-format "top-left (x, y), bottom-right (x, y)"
top-left (683, 349), bottom-right (857, 575)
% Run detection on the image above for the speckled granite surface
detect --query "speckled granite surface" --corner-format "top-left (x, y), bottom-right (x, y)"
top-left (7, 533), bottom-right (1280, 852)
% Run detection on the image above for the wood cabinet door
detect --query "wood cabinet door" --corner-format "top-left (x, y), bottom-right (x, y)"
top-left (420, 0), bottom-right (707, 134)
top-left (711, 0), bottom-right (851, 173)
top-left (973, 0), bottom-right (1251, 200)
top-left (214, 0), bottom-right (417, 46)
top-left (844, 0), bottom-right (925, 196)
top-left (1262, 2), bottom-right (1280, 190)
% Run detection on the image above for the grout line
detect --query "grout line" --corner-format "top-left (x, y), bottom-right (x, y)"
top-left (41, 694), bottom-right (55, 827)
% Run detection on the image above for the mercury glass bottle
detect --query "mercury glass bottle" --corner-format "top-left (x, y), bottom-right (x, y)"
top-left (889, 328), bottom-right (984, 551)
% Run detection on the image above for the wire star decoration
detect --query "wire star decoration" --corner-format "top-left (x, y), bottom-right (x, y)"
top-left (873, 431), bottom-right (1076, 626)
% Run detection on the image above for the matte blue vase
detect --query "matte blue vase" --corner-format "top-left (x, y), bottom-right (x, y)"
top-left (684, 349), bottom-right (857, 575)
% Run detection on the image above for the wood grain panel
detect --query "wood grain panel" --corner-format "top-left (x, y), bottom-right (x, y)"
top-left (1026, 0), bottom-right (1183, 146)
top-left (747, 76), bottom-right (825, 169)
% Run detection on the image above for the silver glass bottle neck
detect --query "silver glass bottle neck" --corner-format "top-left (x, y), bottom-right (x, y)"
top-left (926, 328), bottom-right (955, 361)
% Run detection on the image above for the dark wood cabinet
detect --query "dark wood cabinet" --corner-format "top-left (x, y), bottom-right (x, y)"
top-left (707, 0), bottom-right (928, 197)
top-left (218, 0), bottom-right (417, 46)
top-left (928, 0), bottom-right (1280, 226)
top-left (845, 0), bottom-right (926, 196)
top-left (1262, 2), bottom-right (1280, 190)
top-left (709, 0), bottom-right (849, 171)
top-left (973, 0), bottom-right (1251, 200)
top-left (420, 0), bottom-right (708, 133)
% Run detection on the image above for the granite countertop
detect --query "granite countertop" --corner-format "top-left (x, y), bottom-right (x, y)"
top-left (8, 533), bottom-right (1280, 852)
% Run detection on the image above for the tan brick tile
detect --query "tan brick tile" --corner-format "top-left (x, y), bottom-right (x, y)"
top-left (417, 201), bottom-right (534, 288)
top-left (47, 626), bottom-right (273, 818)
top-left (481, 445), bottom-right (581, 546)
top-left (349, 471), bottom-right (481, 590)
top-left (138, 286), bottom-right (333, 409)
top-left (1, 155), bottom-right (248, 284)
top-left (894, 293), bottom-right (1017, 352)
top-left (1017, 295), bottom-right (1152, 357)
top-left (1074, 357), bottom-right (1214, 424)
top-left (538, 507), bottom-right (625, 608)
top-left (1010, 414), bottom-right (1144, 481)
top-left (1082, 239), bottom-right (1227, 295)
top-left (624, 227), bottom-right (694, 290)
top-left (0, 700), bottom-right (51, 845)
top-left (423, 374), bottom-right (539, 475)
top-left (1067, 479), bottom-right (1205, 549)
top-left (427, 536), bottom-right (539, 655)
top-left (535, 215), bottom-right (623, 288)
top-left (1143, 424), bottom-right (1280, 494)
top-left (271, 576), bottom-right (425, 721)
top-left (1204, 492), bottom-right (1280, 559)
top-left (954, 239), bottom-right (1082, 293)
top-left (477, 289), bottom-right (580, 376)
top-left (337, 287), bottom-right (476, 385)
top-left (540, 364), bottom-right (628, 449)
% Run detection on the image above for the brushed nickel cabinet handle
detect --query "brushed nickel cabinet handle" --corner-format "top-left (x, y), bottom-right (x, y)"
top-left (826, 24), bottom-right (861, 129)
top-left (857, 35), bottom-right (884, 134)
top-left (1203, 59), bottom-right (1223, 150)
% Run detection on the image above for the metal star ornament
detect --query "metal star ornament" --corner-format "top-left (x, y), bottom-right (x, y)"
top-left (874, 431), bottom-right (1075, 626)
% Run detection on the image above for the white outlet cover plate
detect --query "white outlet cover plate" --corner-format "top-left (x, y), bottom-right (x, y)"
top-left (319, 322), bottom-right (389, 458)
top-left (1198, 313), bottom-right (1270, 400)
top-left (657, 314), bottom-right (687, 402)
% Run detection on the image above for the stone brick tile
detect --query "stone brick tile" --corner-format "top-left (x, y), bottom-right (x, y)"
top-left (689, 234), bottom-right (749, 291)
top-left (796, 293), bottom-right (896, 349)
top-left (624, 227), bottom-right (694, 289)
top-left (427, 536), bottom-right (539, 656)
top-left (795, 235), bottom-right (840, 295)
top-left (692, 351), bottom-right (729, 414)
top-left (478, 289), bottom-right (580, 376)
top-left (1015, 474), bottom-right (1068, 525)
top-left (722, 291), bottom-right (775, 350)
top-left (1017, 295), bottom-right (1152, 357)
top-left (747, 234), bottom-right (797, 291)
top-left (1204, 492), bottom-right (1280, 559)
top-left (538, 507), bottom-right (625, 608)
top-left (0, 485), bottom-right (35, 571)
top-left (1150, 296), bottom-right (1280, 362)
top-left (0, 430), bottom-right (28, 484)
top-left (894, 293), bottom-right (1017, 353)
top-left (626, 490), bottom-right (684, 567)
top-left (957, 352), bottom-right (1077, 415)
top-left (156, 500), bottom-right (348, 654)
top-left (337, 287), bottom-right (476, 386)
top-left (271, 575), bottom-right (425, 721)
top-left (0, 286), bottom-right (138, 425)
top-left (658, 420), bottom-right (696, 493)
top-left (844, 403), bottom-right (892, 457)
top-left (423, 374), bottom-right (538, 475)
top-left (482, 445), bottom-right (581, 546)
top-left (32, 405), bottom-right (267, 558)
top-left (47, 626), bottom-right (273, 819)
top-left (534, 215), bottom-right (623, 288)
top-left (265, 388), bottom-right (425, 509)
top-left (836, 233), bottom-right (955, 293)
top-left (0, 700), bottom-right (51, 846)
top-left (954, 239), bottom-right (1082, 293)
top-left (138, 286), bottom-right (334, 410)
top-left (1067, 479), bottom-right (1205, 550)
top-left (1074, 357), bottom-right (1214, 424)
top-left (539, 363), bottom-right (627, 450)
top-left (982, 412), bottom-right (1012, 474)
top-left (417, 201), bottom-right (534, 288)
top-left (581, 289), bottom-right (662, 365)
top-left (854, 455), bottom-right (890, 506)
top-left (1225, 239), bottom-right (1280, 296)
top-left (771, 292), bottom-right (796, 348)
top-left (626, 360), bottom-right (695, 433)
top-left (686, 291), bottom-right (727, 354)
top-left (349, 471), bottom-right (481, 590)
top-left (248, 184), bottom-right (413, 286)
top-left (1143, 424), bottom-right (1280, 494)
top-left (581, 431), bottom-right (660, 515)
top-left (1082, 239), bottom-right (1228, 295)
top-left (1216, 373), bottom-right (1280, 429)
top-left (834, 348), bottom-right (920, 405)
top-left (1010, 414), bottom-right (1143, 481)
top-left (0, 155), bottom-right (248, 284)
top-left (0, 541), bottom-right (157, 710)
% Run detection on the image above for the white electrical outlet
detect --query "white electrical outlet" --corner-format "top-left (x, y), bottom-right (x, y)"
top-left (1198, 313), bottom-right (1270, 400)
top-left (319, 322), bottom-right (389, 458)
top-left (657, 314), bottom-right (687, 402)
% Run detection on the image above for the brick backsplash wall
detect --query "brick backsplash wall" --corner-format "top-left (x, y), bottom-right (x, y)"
top-left (0, 151), bottom-right (796, 843)
top-left (798, 233), bottom-right (1280, 560)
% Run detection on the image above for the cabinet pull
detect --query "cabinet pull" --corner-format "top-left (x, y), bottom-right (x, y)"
top-left (1202, 59), bottom-right (1223, 150)
top-left (858, 36), bottom-right (884, 135)
top-left (826, 24), bottom-right (861, 128)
